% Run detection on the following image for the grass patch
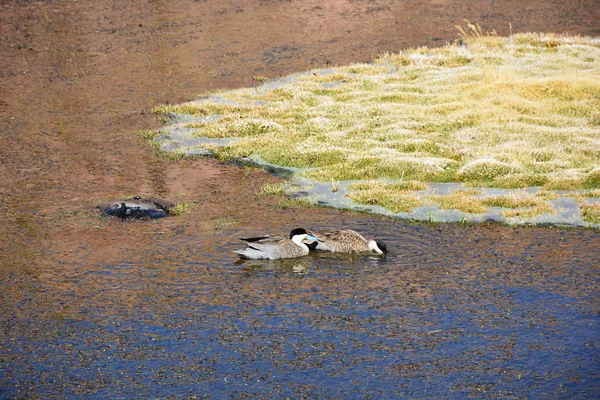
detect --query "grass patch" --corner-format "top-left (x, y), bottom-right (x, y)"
top-left (153, 31), bottom-right (599, 190)
top-left (347, 183), bottom-right (423, 213)
top-left (583, 168), bottom-right (600, 189)
top-left (136, 130), bottom-right (159, 140)
top-left (149, 28), bottom-right (600, 220)
top-left (210, 217), bottom-right (238, 231)
top-left (580, 203), bottom-right (600, 224)
top-left (480, 194), bottom-right (554, 218)
top-left (536, 190), bottom-right (559, 200)
top-left (274, 197), bottom-right (316, 209)
top-left (348, 180), bottom-right (427, 191)
top-left (580, 189), bottom-right (600, 198)
top-left (501, 202), bottom-right (555, 219)
top-left (259, 182), bottom-right (286, 196)
top-left (151, 101), bottom-right (254, 117)
top-left (480, 195), bottom-right (548, 208)
top-left (426, 191), bottom-right (487, 214)
top-left (542, 178), bottom-right (582, 191)
top-left (169, 202), bottom-right (193, 216)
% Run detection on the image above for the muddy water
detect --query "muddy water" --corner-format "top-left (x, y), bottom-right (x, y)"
top-left (1, 0), bottom-right (599, 398)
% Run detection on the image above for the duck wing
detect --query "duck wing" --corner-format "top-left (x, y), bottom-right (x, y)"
top-left (240, 235), bottom-right (285, 243)
top-left (313, 229), bottom-right (367, 242)
top-left (236, 237), bottom-right (307, 260)
top-left (309, 229), bottom-right (369, 252)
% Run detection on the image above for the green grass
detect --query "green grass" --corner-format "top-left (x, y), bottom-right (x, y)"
top-left (149, 28), bottom-right (600, 219)
top-left (210, 217), bottom-right (239, 231)
top-left (259, 182), bottom-right (286, 196)
top-left (580, 203), bottom-right (600, 223)
top-left (348, 180), bottom-right (427, 191)
top-left (273, 197), bottom-right (317, 209)
top-left (169, 202), bottom-right (193, 216)
top-left (347, 181), bottom-right (424, 213)
top-left (426, 191), bottom-right (487, 214)
top-left (480, 195), bottom-right (554, 218)
top-left (480, 195), bottom-right (549, 209)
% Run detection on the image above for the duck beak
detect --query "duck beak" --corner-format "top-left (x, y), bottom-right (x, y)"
top-left (303, 235), bottom-right (319, 246)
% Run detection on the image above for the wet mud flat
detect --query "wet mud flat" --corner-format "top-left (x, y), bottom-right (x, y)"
top-left (1, 0), bottom-right (599, 398)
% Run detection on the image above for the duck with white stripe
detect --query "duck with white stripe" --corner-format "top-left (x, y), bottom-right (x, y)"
top-left (307, 229), bottom-right (387, 254)
top-left (235, 228), bottom-right (319, 260)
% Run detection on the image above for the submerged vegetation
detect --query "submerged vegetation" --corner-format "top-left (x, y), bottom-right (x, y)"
top-left (149, 26), bottom-right (600, 223)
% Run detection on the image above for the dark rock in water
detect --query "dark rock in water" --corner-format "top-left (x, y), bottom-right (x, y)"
top-left (98, 196), bottom-right (175, 219)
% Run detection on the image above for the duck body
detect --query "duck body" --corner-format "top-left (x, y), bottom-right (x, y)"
top-left (308, 229), bottom-right (387, 254)
top-left (235, 228), bottom-right (318, 260)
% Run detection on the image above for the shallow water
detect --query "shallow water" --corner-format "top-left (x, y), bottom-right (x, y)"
top-left (2, 0), bottom-right (600, 398)
top-left (2, 217), bottom-right (598, 398)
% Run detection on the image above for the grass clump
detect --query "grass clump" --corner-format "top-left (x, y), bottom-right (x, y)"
top-left (169, 202), bottom-right (193, 216)
top-left (579, 189), bottom-right (600, 198)
top-left (491, 174), bottom-right (548, 189)
top-left (348, 180), bottom-right (427, 191)
top-left (479, 194), bottom-right (554, 218)
top-left (151, 101), bottom-right (253, 117)
top-left (456, 158), bottom-right (518, 181)
top-left (536, 190), bottom-right (559, 200)
top-left (502, 202), bottom-right (554, 219)
top-left (480, 195), bottom-right (548, 209)
top-left (274, 197), bottom-right (316, 209)
top-left (260, 183), bottom-right (286, 196)
top-left (580, 203), bottom-right (600, 224)
top-left (347, 182), bottom-right (423, 213)
top-left (426, 191), bottom-right (487, 214)
top-left (583, 168), bottom-right (600, 189)
top-left (210, 217), bottom-right (238, 231)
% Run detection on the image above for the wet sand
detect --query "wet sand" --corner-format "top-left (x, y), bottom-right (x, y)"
top-left (1, 0), bottom-right (599, 397)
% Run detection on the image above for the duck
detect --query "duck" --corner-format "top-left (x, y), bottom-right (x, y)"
top-left (307, 229), bottom-right (388, 254)
top-left (234, 228), bottom-right (319, 260)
